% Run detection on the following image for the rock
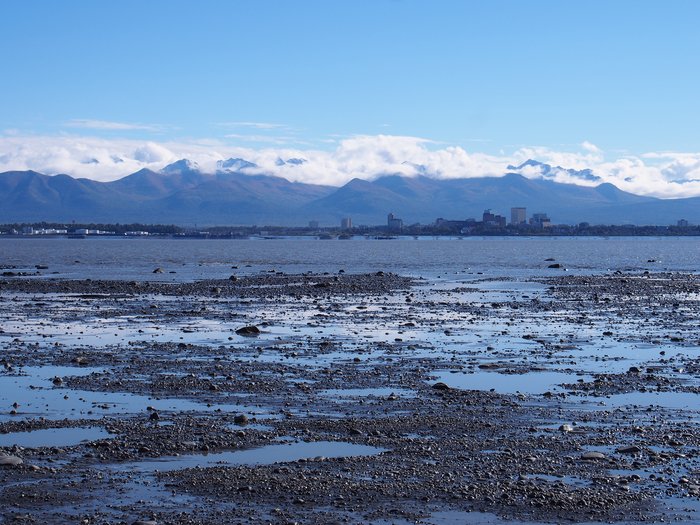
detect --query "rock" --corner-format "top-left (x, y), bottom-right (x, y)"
top-left (236, 326), bottom-right (261, 336)
top-left (432, 382), bottom-right (450, 391)
top-left (548, 263), bottom-right (562, 269)
top-left (152, 267), bottom-right (164, 274)
top-left (229, 275), bottom-right (237, 282)
top-left (35, 264), bottom-right (49, 270)
top-left (52, 376), bottom-right (63, 385)
top-left (149, 411), bottom-right (160, 420)
top-left (0, 455), bottom-right (23, 466)
top-left (581, 451), bottom-right (606, 461)
top-left (559, 424), bottom-right (575, 433)
top-left (233, 414), bottom-right (248, 425)
top-left (132, 521), bottom-right (158, 525)
top-left (617, 445), bottom-right (641, 454)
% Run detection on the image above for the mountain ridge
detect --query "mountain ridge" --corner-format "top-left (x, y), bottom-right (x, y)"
top-left (0, 159), bottom-right (696, 226)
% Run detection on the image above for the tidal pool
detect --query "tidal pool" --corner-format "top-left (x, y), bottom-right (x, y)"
top-left (115, 440), bottom-right (387, 473)
top-left (431, 369), bottom-right (591, 395)
top-left (0, 366), bottom-right (268, 422)
top-left (0, 426), bottom-right (110, 448)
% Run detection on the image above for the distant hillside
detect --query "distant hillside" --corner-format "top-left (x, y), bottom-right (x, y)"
top-left (0, 159), bottom-right (696, 226)
top-left (303, 172), bottom-right (657, 224)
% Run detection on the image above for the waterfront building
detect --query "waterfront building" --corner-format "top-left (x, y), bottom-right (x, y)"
top-left (387, 212), bottom-right (403, 232)
top-left (530, 212), bottom-right (552, 228)
top-left (482, 209), bottom-right (506, 228)
top-left (511, 207), bottom-right (527, 226)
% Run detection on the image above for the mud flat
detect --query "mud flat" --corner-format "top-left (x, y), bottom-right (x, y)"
top-left (2, 271), bottom-right (700, 524)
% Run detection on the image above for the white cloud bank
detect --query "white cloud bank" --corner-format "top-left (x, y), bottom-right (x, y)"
top-left (1, 133), bottom-right (700, 198)
top-left (65, 119), bottom-right (162, 132)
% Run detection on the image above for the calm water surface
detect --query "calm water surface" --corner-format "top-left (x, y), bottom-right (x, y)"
top-left (1, 236), bottom-right (697, 280)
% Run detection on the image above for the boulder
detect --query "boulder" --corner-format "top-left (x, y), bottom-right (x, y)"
top-left (236, 326), bottom-right (261, 336)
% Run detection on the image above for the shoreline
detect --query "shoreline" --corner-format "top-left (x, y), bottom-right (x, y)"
top-left (1, 271), bottom-right (700, 524)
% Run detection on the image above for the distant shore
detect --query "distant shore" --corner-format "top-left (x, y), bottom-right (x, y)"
top-left (2, 222), bottom-right (700, 239)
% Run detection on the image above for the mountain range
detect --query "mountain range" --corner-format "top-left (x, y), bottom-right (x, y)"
top-left (0, 158), bottom-right (697, 226)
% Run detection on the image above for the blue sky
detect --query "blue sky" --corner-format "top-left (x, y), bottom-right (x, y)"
top-left (2, 0), bottom-right (700, 196)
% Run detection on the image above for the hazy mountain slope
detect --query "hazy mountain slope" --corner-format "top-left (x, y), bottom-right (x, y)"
top-left (1, 161), bottom-right (695, 226)
top-left (304, 173), bottom-right (659, 225)
top-left (0, 171), bottom-right (127, 222)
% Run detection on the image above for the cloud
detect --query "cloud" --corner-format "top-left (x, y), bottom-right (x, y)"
top-left (133, 142), bottom-right (175, 163)
top-left (235, 135), bottom-right (508, 186)
top-left (508, 144), bottom-right (700, 198)
top-left (2, 133), bottom-right (700, 198)
top-left (0, 135), bottom-right (181, 180)
top-left (223, 133), bottom-right (308, 146)
top-left (219, 121), bottom-right (289, 130)
top-left (581, 141), bottom-right (601, 153)
top-left (512, 144), bottom-right (604, 172)
top-left (65, 119), bottom-right (161, 131)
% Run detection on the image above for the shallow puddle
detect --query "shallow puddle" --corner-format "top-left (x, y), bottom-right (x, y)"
top-left (528, 473), bottom-right (590, 487)
top-left (583, 390), bottom-right (700, 410)
top-left (426, 510), bottom-right (555, 524)
top-left (320, 387), bottom-right (415, 399)
top-left (432, 369), bottom-right (591, 395)
top-left (0, 426), bottom-right (110, 448)
top-left (116, 440), bottom-right (386, 473)
top-left (0, 366), bottom-right (269, 421)
top-left (577, 341), bottom-right (696, 375)
top-left (425, 510), bottom-right (637, 525)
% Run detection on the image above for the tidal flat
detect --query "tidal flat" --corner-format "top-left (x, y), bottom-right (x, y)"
top-left (2, 270), bottom-right (700, 524)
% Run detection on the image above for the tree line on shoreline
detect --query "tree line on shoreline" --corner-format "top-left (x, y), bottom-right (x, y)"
top-left (1, 221), bottom-right (699, 237)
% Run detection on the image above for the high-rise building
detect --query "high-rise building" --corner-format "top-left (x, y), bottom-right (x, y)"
top-left (482, 209), bottom-right (506, 228)
top-left (387, 212), bottom-right (403, 232)
top-left (511, 207), bottom-right (526, 226)
top-left (482, 209), bottom-right (495, 223)
top-left (340, 217), bottom-right (352, 230)
top-left (530, 212), bottom-right (552, 228)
